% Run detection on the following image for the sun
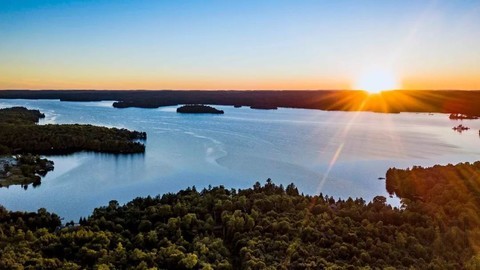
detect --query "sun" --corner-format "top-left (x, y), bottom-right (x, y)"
top-left (354, 70), bottom-right (400, 94)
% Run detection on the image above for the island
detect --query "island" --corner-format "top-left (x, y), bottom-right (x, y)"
top-left (0, 107), bottom-right (147, 188)
top-left (250, 105), bottom-right (278, 110)
top-left (176, 104), bottom-right (224, 114)
top-left (449, 113), bottom-right (479, 120)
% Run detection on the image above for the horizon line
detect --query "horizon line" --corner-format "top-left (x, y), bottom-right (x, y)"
top-left (1, 89), bottom-right (480, 92)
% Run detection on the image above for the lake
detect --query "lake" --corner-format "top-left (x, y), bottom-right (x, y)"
top-left (1, 99), bottom-right (480, 221)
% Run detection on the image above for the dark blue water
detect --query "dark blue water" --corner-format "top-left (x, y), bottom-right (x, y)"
top-left (1, 99), bottom-right (479, 221)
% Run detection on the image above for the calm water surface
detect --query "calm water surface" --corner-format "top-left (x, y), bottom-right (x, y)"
top-left (1, 99), bottom-right (479, 221)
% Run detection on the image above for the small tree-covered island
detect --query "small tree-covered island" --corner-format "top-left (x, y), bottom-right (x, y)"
top-left (0, 107), bottom-right (146, 188)
top-left (0, 162), bottom-right (479, 269)
top-left (177, 104), bottom-right (224, 114)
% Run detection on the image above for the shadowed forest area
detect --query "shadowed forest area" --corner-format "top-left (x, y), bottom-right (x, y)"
top-left (2, 90), bottom-right (480, 116)
top-left (0, 107), bottom-right (146, 155)
top-left (1, 162), bottom-right (480, 269)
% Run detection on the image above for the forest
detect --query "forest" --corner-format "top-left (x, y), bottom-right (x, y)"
top-left (1, 161), bottom-right (480, 269)
top-left (2, 90), bottom-right (480, 116)
top-left (0, 107), bottom-right (146, 188)
top-left (0, 107), bottom-right (146, 155)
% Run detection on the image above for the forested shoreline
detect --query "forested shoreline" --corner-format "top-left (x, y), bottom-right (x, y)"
top-left (1, 161), bottom-right (480, 269)
top-left (2, 90), bottom-right (480, 116)
top-left (0, 124), bottom-right (146, 155)
top-left (0, 107), bottom-right (146, 155)
top-left (0, 107), bottom-right (146, 188)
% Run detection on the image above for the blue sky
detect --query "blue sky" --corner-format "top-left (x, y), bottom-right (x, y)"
top-left (1, 0), bottom-right (479, 90)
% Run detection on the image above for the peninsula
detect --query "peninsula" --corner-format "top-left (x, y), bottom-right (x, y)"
top-left (0, 107), bottom-right (147, 188)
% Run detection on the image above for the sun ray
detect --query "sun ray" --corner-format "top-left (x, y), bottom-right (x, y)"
top-left (313, 97), bottom-right (370, 195)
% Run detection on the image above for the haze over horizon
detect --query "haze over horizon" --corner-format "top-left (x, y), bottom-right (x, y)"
top-left (1, 0), bottom-right (480, 90)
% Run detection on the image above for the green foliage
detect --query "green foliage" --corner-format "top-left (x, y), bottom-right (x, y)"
top-left (1, 173), bottom-right (479, 268)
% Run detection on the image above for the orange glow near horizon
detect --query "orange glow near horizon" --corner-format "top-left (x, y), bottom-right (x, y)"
top-left (2, 70), bottom-right (480, 90)
top-left (1, 66), bottom-right (479, 91)
top-left (353, 70), bottom-right (401, 94)
top-left (2, 78), bottom-right (480, 91)
top-left (1, 61), bottom-right (479, 91)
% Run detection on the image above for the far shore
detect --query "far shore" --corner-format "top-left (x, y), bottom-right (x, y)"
top-left (2, 90), bottom-right (480, 116)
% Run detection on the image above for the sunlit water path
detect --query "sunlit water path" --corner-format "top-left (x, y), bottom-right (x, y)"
top-left (1, 99), bottom-right (480, 221)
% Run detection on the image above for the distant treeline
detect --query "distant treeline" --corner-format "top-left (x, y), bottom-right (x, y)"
top-left (0, 107), bottom-right (146, 155)
top-left (2, 90), bottom-right (480, 115)
top-left (2, 164), bottom-right (480, 268)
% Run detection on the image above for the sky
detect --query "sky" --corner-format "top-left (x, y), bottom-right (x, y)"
top-left (1, 0), bottom-right (480, 90)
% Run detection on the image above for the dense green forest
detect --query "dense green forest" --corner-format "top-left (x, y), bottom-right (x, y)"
top-left (386, 162), bottom-right (480, 259)
top-left (1, 161), bottom-right (480, 269)
top-left (0, 107), bottom-right (146, 155)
